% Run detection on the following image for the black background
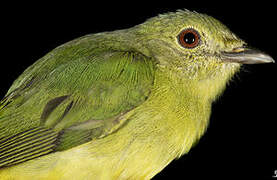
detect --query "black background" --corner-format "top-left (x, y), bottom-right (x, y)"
top-left (1, 5), bottom-right (276, 180)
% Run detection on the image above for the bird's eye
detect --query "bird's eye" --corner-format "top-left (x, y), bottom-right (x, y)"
top-left (177, 28), bottom-right (200, 49)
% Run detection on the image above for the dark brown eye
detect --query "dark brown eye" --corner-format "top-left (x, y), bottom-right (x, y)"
top-left (178, 28), bottom-right (200, 49)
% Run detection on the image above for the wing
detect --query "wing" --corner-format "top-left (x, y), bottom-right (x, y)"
top-left (0, 39), bottom-right (156, 168)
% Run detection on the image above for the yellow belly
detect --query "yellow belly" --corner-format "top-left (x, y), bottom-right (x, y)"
top-left (0, 142), bottom-right (157, 180)
top-left (0, 114), bottom-right (198, 180)
top-left (0, 120), bottom-right (185, 180)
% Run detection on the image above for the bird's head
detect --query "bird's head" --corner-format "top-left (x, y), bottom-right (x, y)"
top-left (132, 10), bottom-right (274, 99)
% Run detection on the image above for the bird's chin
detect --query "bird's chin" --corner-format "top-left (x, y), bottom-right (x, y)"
top-left (222, 61), bottom-right (241, 70)
top-left (219, 62), bottom-right (241, 77)
top-left (198, 62), bottom-right (241, 84)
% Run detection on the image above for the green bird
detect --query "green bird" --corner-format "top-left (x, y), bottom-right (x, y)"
top-left (0, 10), bottom-right (274, 180)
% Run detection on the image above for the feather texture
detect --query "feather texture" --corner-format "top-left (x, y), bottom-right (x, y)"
top-left (0, 9), bottom-right (254, 180)
top-left (0, 48), bottom-right (155, 169)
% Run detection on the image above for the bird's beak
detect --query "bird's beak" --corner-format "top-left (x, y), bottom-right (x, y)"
top-left (221, 47), bottom-right (275, 64)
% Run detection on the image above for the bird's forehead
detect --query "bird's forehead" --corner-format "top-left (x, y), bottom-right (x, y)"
top-left (146, 10), bottom-right (239, 41)
top-left (158, 10), bottom-right (243, 49)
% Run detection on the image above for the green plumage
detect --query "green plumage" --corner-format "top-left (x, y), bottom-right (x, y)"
top-left (0, 10), bottom-right (273, 179)
top-left (0, 45), bottom-right (155, 166)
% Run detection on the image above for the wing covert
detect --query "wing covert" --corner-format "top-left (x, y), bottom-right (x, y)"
top-left (0, 44), bottom-right (156, 168)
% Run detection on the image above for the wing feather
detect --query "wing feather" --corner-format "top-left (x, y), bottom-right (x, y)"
top-left (0, 43), bottom-right (156, 168)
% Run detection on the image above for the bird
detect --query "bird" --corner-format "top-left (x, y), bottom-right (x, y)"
top-left (0, 9), bottom-right (274, 180)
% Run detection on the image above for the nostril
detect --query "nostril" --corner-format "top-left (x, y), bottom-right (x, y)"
top-left (232, 47), bottom-right (245, 53)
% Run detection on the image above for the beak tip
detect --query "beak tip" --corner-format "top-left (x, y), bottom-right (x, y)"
top-left (256, 53), bottom-right (275, 64)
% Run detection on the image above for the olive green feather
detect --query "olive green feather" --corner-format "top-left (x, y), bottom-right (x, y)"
top-left (0, 9), bottom-right (273, 179)
top-left (0, 45), bottom-right (155, 167)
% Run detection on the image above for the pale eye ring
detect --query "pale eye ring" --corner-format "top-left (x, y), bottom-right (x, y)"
top-left (177, 28), bottom-right (201, 49)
